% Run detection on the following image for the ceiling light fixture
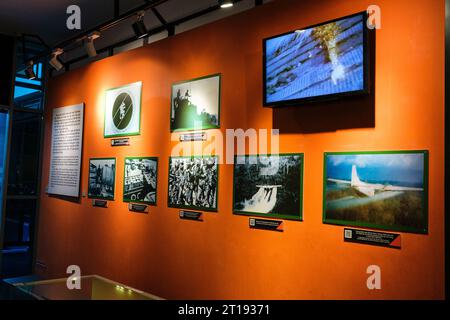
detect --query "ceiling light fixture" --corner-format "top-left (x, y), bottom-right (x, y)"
top-left (219, 0), bottom-right (234, 8)
top-left (25, 60), bottom-right (36, 80)
top-left (49, 48), bottom-right (64, 71)
top-left (132, 11), bottom-right (149, 39)
top-left (84, 31), bottom-right (101, 57)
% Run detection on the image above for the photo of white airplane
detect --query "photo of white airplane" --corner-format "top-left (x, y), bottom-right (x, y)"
top-left (324, 152), bottom-right (427, 233)
top-left (328, 165), bottom-right (424, 197)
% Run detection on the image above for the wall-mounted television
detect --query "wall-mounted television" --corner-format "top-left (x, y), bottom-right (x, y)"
top-left (263, 12), bottom-right (370, 107)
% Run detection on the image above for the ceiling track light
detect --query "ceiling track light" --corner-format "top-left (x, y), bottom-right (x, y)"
top-left (219, 0), bottom-right (234, 8)
top-left (132, 11), bottom-right (149, 39)
top-left (25, 60), bottom-right (36, 80)
top-left (84, 31), bottom-right (101, 57)
top-left (49, 48), bottom-right (64, 71)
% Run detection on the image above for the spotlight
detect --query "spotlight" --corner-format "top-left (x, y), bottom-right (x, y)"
top-left (49, 48), bottom-right (64, 71)
top-left (219, 0), bottom-right (234, 8)
top-left (132, 11), bottom-right (148, 39)
top-left (25, 60), bottom-right (36, 80)
top-left (84, 31), bottom-right (100, 57)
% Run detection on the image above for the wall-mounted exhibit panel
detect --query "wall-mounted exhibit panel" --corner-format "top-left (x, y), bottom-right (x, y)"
top-left (104, 82), bottom-right (142, 138)
top-left (168, 156), bottom-right (218, 212)
top-left (323, 151), bottom-right (429, 234)
top-left (171, 74), bottom-right (221, 132)
top-left (233, 154), bottom-right (304, 221)
top-left (123, 157), bottom-right (158, 205)
top-left (47, 103), bottom-right (84, 198)
top-left (38, 0), bottom-right (444, 300)
top-left (88, 158), bottom-right (116, 201)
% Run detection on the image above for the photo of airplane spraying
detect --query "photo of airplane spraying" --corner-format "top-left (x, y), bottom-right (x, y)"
top-left (233, 154), bottom-right (304, 220)
top-left (324, 151), bottom-right (428, 233)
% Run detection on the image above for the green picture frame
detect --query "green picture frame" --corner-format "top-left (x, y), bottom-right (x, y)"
top-left (167, 155), bottom-right (219, 212)
top-left (170, 73), bottom-right (221, 132)
top-left (123, 157), bottom-right (159, 205)
top-left (104, 81), bottom-right (142, 138)
top-left (232, 153), bottom-right (304, 221)
top-left (323, 150), bottom-right (429, 234)
top-left (88, 157), bottom-right (116, 201)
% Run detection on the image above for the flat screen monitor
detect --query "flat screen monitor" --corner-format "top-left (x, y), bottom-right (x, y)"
top-left (263, 12), bottom-right (369, 107)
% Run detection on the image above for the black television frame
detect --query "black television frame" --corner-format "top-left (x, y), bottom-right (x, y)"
top-left (262, 11), bottom-right (371, 107)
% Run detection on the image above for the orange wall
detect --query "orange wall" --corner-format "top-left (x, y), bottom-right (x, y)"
top-left (37, 0), bottom-right (445, 299)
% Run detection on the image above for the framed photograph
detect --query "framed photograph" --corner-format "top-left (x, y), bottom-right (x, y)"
top-left (168, 156), bottom-right (219, 211)
top-left (171, 74), bottom-right (221, 132)
top-left (123, 157), bottom-right (158, 205)
top-left (88, 158), bottom-right (116, 200)
top-left (104, 81), bottom-right (142, 138)
top-left (233, 154), bottom-right (304, 221)
top-left (323, 151), bottom-right (429, 234)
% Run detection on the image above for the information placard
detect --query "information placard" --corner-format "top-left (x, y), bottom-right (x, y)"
top-left (179, 132), bottom-right (207, 142)
top-left (111, 138), bottom-right (130, 146)
top-left (129, 203), bottom-right (149, 213)
top-left (249, 218), bottom-right (284, 232)
top-left (47, 103), bottom-right (84, 198)
top-left (179, 210), bottom-right (203, 221)
top-left (344, 228), bottom-right (401, 249)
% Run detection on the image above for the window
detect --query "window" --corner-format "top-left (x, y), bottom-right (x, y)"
top-left (0, 111), bottom-right (9, 211)
top-left (13, 62), bottom-right (44, 111)
top-left (0, 38), bottom-right (46, 278)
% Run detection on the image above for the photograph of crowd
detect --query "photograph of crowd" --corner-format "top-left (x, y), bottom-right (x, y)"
top-left (168, 156), bottom-right (218, 211)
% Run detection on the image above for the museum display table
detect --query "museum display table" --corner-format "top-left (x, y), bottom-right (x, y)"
top-left (12, 275), bottom-right (164, 300)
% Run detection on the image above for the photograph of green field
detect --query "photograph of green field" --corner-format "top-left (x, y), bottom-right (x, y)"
top-left (323, 151), bottom-right (428, 233)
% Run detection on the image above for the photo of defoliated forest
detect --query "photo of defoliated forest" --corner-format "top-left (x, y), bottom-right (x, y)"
top-left (265, 14), bottom-right (365, 104)
top-left (233, 155), bottom-right (303, 219)
top-left (324, 152), bottom-right (428, 233)
top-left (171, 75), bottom-right (220, 132)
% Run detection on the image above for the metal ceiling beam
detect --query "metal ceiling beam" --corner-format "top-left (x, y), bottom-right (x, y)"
top-left (151, 7), bottom-right (175, 36)
top-left (22, 0), bottom-right (169, 70)
top-left (62, 0), bottom-right (245, 69)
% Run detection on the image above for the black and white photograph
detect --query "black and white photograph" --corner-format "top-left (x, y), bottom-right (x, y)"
top-left (171, 74), bottom-right (221, 132)
top-left (233, 154), bottom-right (303, 220)
top-left (88, 158), bottom-right (116, 200)
top-left (168, 156), bottom-right (218, 211)
top-left (123, 157), bottom-right (158, 205)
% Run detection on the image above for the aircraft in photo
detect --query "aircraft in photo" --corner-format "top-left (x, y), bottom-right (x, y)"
top-left (328, 165), bottom-right (423, 197)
